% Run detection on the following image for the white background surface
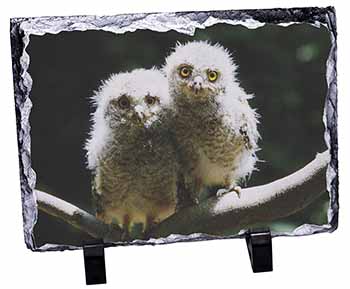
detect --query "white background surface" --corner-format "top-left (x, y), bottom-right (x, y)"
top-left (0, 0), bottom-right (348, 288)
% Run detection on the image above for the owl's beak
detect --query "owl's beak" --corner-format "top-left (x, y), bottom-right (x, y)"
top-left (190, 75), bottom-right (204, 94)
top-left (133, 105), bottom-right (145, 124)
top-left (189, 75), bottom-right (204, 95)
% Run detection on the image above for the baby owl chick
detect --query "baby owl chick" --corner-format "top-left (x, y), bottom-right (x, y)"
top-left (164, 41), bottom-right (259, 206)
top-left (85, 69), bottom-right (178, 237)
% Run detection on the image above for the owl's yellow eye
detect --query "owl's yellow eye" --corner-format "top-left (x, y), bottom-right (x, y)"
top-left (145, 95), bottom-right (157, 106)
top-left (179, 66), bottom-right (192, 78)
top-left (207, 70), bottom-right (218, 82)
top-left (117, 95), bottom-right (131, 110)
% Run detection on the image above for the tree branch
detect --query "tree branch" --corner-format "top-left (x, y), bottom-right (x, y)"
top-left (35, 150), bottom-right (330, 242)
top-left (151, 150), bottom-right (330, 237)
top-left (36, 190), bottom-right (123, 242)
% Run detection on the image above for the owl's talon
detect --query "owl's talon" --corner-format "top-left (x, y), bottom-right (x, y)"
top-left (229, 186), bottom-right (242, 198)
top-left (216, 188), bottom-right (228, 198)
top-left (217, 186), bottom-right (242, 198)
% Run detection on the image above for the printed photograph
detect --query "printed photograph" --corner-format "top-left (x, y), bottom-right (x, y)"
top-left (26, 21), bottom-right (331, 247)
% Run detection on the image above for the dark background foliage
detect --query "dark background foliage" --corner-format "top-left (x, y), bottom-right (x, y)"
top-left (27, 23), bottom-right (330, 247)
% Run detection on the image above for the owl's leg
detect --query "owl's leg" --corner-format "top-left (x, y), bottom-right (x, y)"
top-left (216, 177), bottom-right (241, 198)
top-left (216, 186), bottom-right (241, 198)
top-left (145, 215), bottom-right (157, 232)
top-left (229, 185), bottom-right (242, 197)
top-left (95, 212), bottom-right (104, 221)
top-left (182, 176), bottom-right (201, 206)
top-left (121, 214), bottom-right (131, 240)
top-left (175, 171), bottom-right (199, 211)
top-left (191, 176), bottom-right (202, 204)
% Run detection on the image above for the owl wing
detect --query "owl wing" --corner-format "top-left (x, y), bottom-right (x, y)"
top-left (236, 99), bottom-right (260, 152)
top-left (90, 170), bottom-right (104, 219)
top-left (222, 96), bottom-right (259, 150)
top-left (221, 95), bottom-right (260, 183)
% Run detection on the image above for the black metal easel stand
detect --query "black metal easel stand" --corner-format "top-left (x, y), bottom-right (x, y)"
top-left (245, 228), bottom-right (273, 273)
top-left (83, 240), bottom-right (107, 285)
top-left (81, 229), bottom-right (272, 284)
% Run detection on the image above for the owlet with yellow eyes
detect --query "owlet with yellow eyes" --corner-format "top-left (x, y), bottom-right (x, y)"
top-left (164, 41), bottom-right (260, 207)
top-left (85, 69), bottom-right (178, 238)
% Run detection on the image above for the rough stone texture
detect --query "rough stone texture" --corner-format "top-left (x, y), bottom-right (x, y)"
top-left (10, 6), bottom-right (338, 251)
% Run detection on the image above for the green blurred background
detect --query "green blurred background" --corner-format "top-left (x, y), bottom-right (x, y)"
top-left (27, 23), bottom-right (331, 247)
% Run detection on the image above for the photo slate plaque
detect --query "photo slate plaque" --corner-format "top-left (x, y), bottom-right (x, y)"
top-left (10, 6), bottom-right (338, 251)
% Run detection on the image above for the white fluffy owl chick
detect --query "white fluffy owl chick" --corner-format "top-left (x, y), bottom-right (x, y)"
top-left (85, 68), bottom-right (178, 237)
top-left (164, 41), bottom-right (259, 206)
